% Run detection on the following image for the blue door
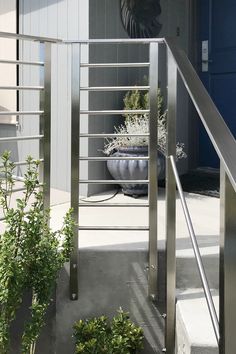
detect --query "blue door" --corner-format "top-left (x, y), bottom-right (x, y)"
top-left (199, 0), bottom-right (236, 167)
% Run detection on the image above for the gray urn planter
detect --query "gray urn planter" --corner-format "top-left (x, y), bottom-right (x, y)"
top-left (107, 146), bottom-right (165, 197)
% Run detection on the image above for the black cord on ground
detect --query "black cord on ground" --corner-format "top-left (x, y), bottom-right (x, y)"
top-left (79, 188), bottom-right (120, 203)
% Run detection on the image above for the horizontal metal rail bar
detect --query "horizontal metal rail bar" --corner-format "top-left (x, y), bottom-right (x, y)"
top-left (80, 133), bottom-right (149, 138)
top-left (65, 38), bottom-right (164, 44)
top-left (79, 203), bottom-right (149, 207)
top-left (80, 109), bottom-right (150, 115)
top-left (80, 62), bottom-right (150, 68)
top-left (169, 155), bottom-right (220, 343)
top-left (78, 226), bottom-right (149, 231)
top-left (80, 86), bottom-right (149, 91)
top-left (0, 111), bottom-right (44, 116)
top-left (0, 86), bottom-right (44, 91)
top-left (11, 184), bottom-right (43, 193)
top-left (0, 159), bottom-right (44, 168)
top-left (0, 31), bottom-right (61, 43)
top-left (12, 175), bottom-right (24, 181)
top-left (0, 59), bottom-right (44, 66)
top-left (79, 180), bottom-right (149, 184)
top-left (0, 183), bottom-right (43, 195)
top-left (0, 135), bottom-right (43, 142)
top-left (165, 37), bottom-right (236, 192)
top-left (79, 156), bottom-right (149, 161)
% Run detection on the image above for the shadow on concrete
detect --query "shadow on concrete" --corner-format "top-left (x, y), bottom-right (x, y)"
top-left (56, 249), bottom-right (165, 353)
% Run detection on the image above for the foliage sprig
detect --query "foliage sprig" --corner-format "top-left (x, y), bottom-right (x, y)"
top-left (73, 308), bottom-right (144, 354)
top-left (104, 87), bottom-right (186, 160)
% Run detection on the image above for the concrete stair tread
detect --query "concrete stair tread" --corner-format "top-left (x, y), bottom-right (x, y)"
top-left (176, 289), bottom-right (219, 353)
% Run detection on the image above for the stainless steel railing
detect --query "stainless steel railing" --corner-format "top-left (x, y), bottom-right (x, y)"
top-left (169, 155), bottom-right (220, 342)
top-left (69, 37), bottom-right (236, 354)
top-left (0, 32), bottom-right (58, 212)
top-left (0, 31), bottom-right (235, 353)
top-left (69, 39), bottom-right (162, 301)
top-left (165, 37), bottom-right (236, 354)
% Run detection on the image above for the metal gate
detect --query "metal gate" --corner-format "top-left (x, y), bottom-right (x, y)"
top-left (69, 38), bottom-right (164, 302)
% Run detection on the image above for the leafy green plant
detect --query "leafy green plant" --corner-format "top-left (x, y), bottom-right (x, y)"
top-left (73, 308), bottom-right (144, 354)
top-left (0, 151), bottom-right (75, 354)
top-left (104, 87), bottom-right (186, 160)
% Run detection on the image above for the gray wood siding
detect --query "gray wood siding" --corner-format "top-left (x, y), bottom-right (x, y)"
top-left (88, 0), bottom-right (190, 195)
top-left (88, 0), bottom-right (149, 195)
top-left (16, 0), bottom-right (190, 195)
top-left (0, 0), bottom-right (18, 160)
top-left (19, 0), bottom-right (89, 194)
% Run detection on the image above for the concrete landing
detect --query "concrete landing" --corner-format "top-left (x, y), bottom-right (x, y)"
top-left (50, 188), bottom-right (220, 290)
top-left (51, 188), bottom-right (220, 353)
top-left (176, 289), bottom-right (219, 354)
top-left (0, 187), bottom-right (220, 353)
top-left (56, 250), bottom-right (165, 353)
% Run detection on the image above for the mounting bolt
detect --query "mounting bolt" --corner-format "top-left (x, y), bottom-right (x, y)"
top-left (161, 313), bottom-right (167, 319)
top-left (72, 263), bottom-right (77, 269)
top-left (151, 265), bottom-right (156, 270)
top-left (162, 348), bottom-right (167, 353)
top-left (71, 293), bottom-right (77, 300)
top-left (150, 294), bottom-right (157, 301)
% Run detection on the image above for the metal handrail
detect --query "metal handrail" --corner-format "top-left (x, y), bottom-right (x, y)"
top-left (79, 226), bottom-right (149, 231)
top-left (169, 156), bottom-right (220, 343)
top-left (80, 86), bottom-right (149, 91)
top-left (165, 37), bottom-right (236, 193)
top-left (80, 62), bottom-right (150, 68)
top-left (65, 38), bottom-right (164, 44)
top-left (80, 109), bottom-right (150, 115)
top-left (79, 156), bottom-right (149, 161)
top-left (0, 86), bottom-right (44, 90)
top-left (165, 37), bottom-right (236, 353)
top-left (0, 159), bottom-right (44, 168)
top-left (80, 133), bottom-right (150, 138)
top-left (0, 111), bottom-right (44, 115)
top-left (0, 31), bottom-right (61, 43)
top-left (0, 32), bottom-right (52, 224)
top-left (0, 59), bottom-right (44, 66)
top-left (0, 135), bottom-right (44, 142)
top-left (79, 179), bottom-right (149, 184)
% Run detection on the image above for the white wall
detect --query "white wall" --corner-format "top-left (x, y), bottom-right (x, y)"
top-left (19, 0), bottom-right (89, 194)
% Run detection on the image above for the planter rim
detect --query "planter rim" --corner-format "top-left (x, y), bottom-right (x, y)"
top-left (112, 146), bottom-right (165, 157)
top-left (115, 145), bottom-right (148, 153)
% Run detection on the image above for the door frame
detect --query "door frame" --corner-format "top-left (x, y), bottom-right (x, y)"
top-left (187, 0), bottom-right (199, 169)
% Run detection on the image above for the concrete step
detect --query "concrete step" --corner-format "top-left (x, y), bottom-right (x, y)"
top-left (176, 289), bottom-right (219, 354)
top-left (175, 238), bottom-right (219, 289)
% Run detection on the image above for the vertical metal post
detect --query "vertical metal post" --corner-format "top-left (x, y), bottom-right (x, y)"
top-left (165, 49), bottom-right (177, 353)
top-left (70, 43), bottom-right (80, 300)
top-left (220, 163), bottom-right (236, 353)
top-left (40, 42), bottom-right (51, 211)
top-left (148, 42), bottom-right (159, 299)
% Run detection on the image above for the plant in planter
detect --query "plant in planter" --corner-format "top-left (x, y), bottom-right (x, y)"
top-left (0, 151), bottom-right (75, 354)
top-left (104, 88), bottom-right (186, 197)
top-left (73, 308), bottom-right (144, 354)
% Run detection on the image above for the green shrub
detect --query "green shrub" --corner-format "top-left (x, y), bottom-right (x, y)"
top-left (0, 151), bottom-right (75, 354)
top-left (73, 308), bottom-right (144, 354)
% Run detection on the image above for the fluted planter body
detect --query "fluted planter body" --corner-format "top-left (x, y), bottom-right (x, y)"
top-left (107, 146), bottom-right (165, 197)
